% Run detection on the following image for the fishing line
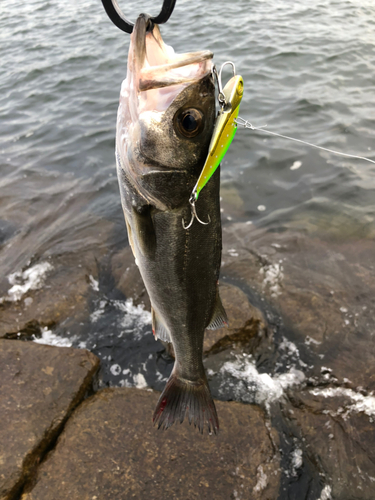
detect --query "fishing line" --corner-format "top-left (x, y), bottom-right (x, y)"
top-left (235, 117), bottom-right (375, 165)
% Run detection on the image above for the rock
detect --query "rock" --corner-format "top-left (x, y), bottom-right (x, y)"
top-left (217, 222), bottom-right (375, 495)
top-left (22, 387), bottom-right (281, 500)
top-left (111, 246), bottom-right (151, 310)
top-left (0, 252), bottom-right (100, 339)
top-left (284, 388), bottom-right (375, 498)
top-left (0, 340), bottom-right (99, 500)
top-left (204, 283), bottom-right (268, 354)
top-left (221, 222), bottom-right (375, 392)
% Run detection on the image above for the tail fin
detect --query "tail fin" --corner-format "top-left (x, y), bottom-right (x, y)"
top-left (152, 370), bottom-right (219, 434)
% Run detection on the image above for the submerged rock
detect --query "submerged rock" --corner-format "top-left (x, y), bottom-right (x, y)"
top-left (0, 340), bottom-right (99, 500)
top-left (22, 387), bottom-right (281, 500)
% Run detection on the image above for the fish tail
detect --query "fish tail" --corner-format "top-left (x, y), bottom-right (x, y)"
top-left (152, 370), bottom-right (219, 434)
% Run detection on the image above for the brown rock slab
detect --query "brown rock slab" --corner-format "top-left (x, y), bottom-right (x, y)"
top-left (22, 388), bottom-right (281, 500)
top-left (0, 340), bottom-right (99, 500)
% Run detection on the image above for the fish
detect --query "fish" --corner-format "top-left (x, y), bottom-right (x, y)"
top-left (115, 14), bottom-right (228, 434)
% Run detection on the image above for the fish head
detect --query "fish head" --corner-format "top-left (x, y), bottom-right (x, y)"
top-left (117, 15), bottom-right (216, 210)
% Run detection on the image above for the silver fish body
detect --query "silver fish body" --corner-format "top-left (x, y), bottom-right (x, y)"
top-left (116, 15), bottom-right (227, 433)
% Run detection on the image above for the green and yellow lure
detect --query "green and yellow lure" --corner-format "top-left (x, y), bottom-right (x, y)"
top-left (192, 72), bottom-right (244, 201)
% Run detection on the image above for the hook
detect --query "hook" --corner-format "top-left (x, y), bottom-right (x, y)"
top-left (182, 192), bottom-right (211, 230)
top-left (101, 0), bottom-right (177, 34)
top-left (213, 62), bottom-right (236, 108)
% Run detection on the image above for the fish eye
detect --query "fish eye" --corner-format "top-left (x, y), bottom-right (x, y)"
top-left (174, 108), bottom-right (204, 138)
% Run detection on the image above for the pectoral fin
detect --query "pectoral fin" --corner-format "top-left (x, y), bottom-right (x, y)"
top-left (206, 291), bottom-right (228, 330)
top-left (124, 214), bottom-right (136, 258)
top-left (131, 205), bottom-right (156, 259)
top-left (152, 307), bottom-right (172, 343)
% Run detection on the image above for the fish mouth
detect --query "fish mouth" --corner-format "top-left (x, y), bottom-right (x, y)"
top-left (132, 19), bottom-right (213, 91)
top-left (139, 49), bottom-right (213, 91)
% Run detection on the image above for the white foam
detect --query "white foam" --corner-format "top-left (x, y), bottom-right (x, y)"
top-left (133, 373), bottom-right (147, 388)
top-left (318, 485), bottom-right (332, 500)
top-left (220, 354), bottom-right (305, 409)
top-left (279, 337), bottom-right (299, 356)
top-left (257, 205), bottom-right (266, 211)
top-left (291, 448), bottom-right (303, 476)
top-left (290, 160), bottom-right (302, 170)
top-left (253, 465), bottom-right (268, 493)
top-left (305, 336), bottom-right (322, 346)
top-left (89, 275), bottom-right (99, 292)
top-left (114, 298), bottom-right (151, 339)
top-left (4, 262), bottom-right (53, 302)
top-left (310, 387), bottom-right (375, 419)
top-left (260, 263), bottom-right (284, 297)
top-left (110, 364), bottom-right (122, 376)
top-left (33, 327), bottom-right (72, 347)
top-left (90, 300), bottom-right (107, 323)
top-left (228, 248), bottom-right (239, 257)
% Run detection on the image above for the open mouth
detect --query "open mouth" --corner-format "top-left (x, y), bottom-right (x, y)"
top-left (137, 26), bottom-right (213, 91)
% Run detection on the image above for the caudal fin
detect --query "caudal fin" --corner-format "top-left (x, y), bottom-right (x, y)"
top-left (153, 371), bottom-right (219, 434)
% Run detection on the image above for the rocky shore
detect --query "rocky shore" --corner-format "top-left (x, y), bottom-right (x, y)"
top-left (1, 221), bottom-right (374, 499)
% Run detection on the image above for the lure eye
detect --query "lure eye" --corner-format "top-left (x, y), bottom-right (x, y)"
top-left (237, 80), bottom-right (244, 96)
top-left (174, 108), bottom-right (204, 138)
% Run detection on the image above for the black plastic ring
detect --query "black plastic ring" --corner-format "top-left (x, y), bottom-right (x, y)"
top-left (101, 0), bottom-right (177, 34)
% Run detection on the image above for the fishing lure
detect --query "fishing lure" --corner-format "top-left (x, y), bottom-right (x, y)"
top-left (183, 62), bottom-right (243, 229)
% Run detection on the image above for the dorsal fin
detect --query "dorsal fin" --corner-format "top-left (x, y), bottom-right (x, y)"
top-left (152, 307), bottom-right (172, 343)
top-left (206, 291), bottom-right (228, 330)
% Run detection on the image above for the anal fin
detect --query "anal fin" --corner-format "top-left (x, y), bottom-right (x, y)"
top-left (152, 307), bottom-right (172, 343)
top-left (206, 291), bottom-right (228, 330)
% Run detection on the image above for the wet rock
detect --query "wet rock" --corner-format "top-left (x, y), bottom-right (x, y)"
top-left (204, 283), bottom-right (268, 354)
top-left (0, 340), bottom-right (99, 500)
top-left (22, 387), bottom-right (281, 500)
top-left (0, 252), bottom-right (99, 339)
top-left (284, 388), bottom-right (375, 499)
top-left (221, 222), bottom-right (375, 391)
top-left (111, 246), bottom-right (151, 310)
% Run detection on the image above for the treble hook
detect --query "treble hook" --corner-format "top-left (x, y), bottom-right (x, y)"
top-left (213, 62), bottom-right (236, 108)
top-left (101, 0), bottom-right (177, 34)
top-left (182, 192), bottom-right (211, 230)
